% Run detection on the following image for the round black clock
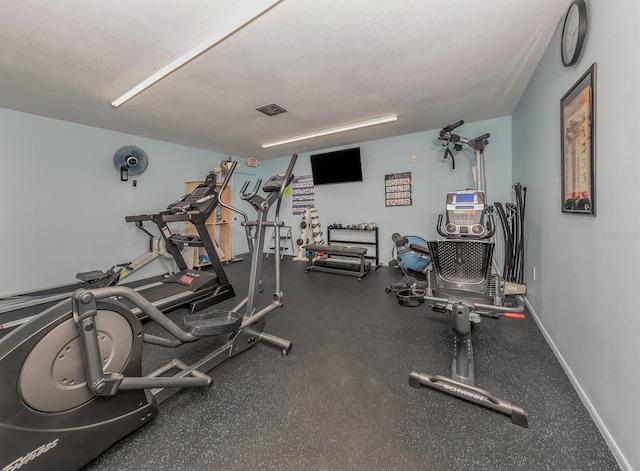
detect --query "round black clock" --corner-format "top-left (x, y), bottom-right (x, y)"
top-left (561, 0), bottom-right (587, 67)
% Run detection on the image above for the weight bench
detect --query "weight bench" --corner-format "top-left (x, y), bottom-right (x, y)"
top-left (303, 244), bottom-right (371, 280)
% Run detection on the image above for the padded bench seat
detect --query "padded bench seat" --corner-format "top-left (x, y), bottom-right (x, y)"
top-left (303, 244), bottom-right (371, 280)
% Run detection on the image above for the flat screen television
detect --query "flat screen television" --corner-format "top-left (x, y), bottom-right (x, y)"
top-left (310, 147), bottom-right (362, 185)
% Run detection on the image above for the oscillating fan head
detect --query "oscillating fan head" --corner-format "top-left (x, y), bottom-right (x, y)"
top-left (113, 146), bottom-right (148, 177)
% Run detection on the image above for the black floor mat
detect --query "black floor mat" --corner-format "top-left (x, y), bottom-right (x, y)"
top-left (84, 256), bottom-right (619, 470)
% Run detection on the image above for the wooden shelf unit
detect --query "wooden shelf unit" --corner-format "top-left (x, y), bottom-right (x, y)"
top-left (186, 181), bottom-right (232, 267)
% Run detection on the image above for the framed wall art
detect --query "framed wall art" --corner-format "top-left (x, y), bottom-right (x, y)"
top-left (385, 172), bottom-right (412, 207)
top-left (561, 63), bottom-right (596, 215)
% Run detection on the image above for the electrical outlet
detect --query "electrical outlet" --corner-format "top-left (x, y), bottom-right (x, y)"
top-left (532, 266), bottom-right (536, 281)
top-left (411, 155), bottom-right (417, 162)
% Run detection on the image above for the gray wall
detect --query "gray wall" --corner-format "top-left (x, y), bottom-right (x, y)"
top-left (0, 108), bottom-right (228, 295)
top-left (512, 0), bottom-right (639, 469)
top-left (259, 115), bottom-right (514, 266)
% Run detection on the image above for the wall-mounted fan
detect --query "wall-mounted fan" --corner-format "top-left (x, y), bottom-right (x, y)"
top-left (113, 146), bottom-right (148, 182)
top-left (214, 156), bottom-right (234, 181)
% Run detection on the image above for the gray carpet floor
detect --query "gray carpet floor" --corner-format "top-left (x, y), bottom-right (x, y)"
top-left (84, 256), bottom-right (619, 470)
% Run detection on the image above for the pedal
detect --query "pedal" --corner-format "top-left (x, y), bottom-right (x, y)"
top-left (397, 289), bottom-right (424, 307)
top-left (432, 305), bottom-right (447, 313)
top-left (76, 270), bottom-right (110, 283)
top-left (183, 309), bottom-right (243, 336)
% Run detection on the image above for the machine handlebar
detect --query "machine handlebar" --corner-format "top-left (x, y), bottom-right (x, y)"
top-left (468, 133), bottom-right (491, 151)
top-left (480, 212), bottom-right (496, 239)
top-left (439, 120), bottom-right (464, 138)
top-left (436, 214), bottom-right (448, 237)
top-left (278, 154), bottom-right (297, 195)
top-left (218, 160), bottom-right (237, 196)
top-left (239, 179), bottom-right (263, 201)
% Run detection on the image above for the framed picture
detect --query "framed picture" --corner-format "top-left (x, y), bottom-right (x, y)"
top-left (561, 63), bottom-right (596, 215)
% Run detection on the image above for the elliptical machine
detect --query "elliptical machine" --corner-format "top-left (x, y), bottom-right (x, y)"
top-left (0, 155), bottom-right (297, 471)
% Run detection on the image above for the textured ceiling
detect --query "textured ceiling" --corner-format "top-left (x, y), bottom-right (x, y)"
top-left (0, 0), bottom-right (569, 159)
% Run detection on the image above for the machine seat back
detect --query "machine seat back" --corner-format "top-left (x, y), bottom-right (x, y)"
top-left (427, 239), bottom-right (494, 295)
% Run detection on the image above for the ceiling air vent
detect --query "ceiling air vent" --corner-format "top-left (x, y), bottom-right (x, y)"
top-left (256, 103), bottom-right (287, 116)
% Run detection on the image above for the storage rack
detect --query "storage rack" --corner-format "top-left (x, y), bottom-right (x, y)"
top-left (326, 227), bottom-right (381, 268)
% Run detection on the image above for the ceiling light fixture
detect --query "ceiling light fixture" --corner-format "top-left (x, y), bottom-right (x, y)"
top-left (111, 0), bottom-right (281, 108)
top-left (261, 114), bottom-right (398, 149)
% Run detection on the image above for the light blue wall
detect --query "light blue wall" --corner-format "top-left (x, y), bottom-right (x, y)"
top-left (0, 10), bottom-right (632, 464)
top-left (258, 116), bottom-right (514, 266)
top-left (0, 108), bottom-right (228, 295)
top-left (0, 109), bottom-right (512, 296)
top-left (512, 0), bottom-right (639, 469)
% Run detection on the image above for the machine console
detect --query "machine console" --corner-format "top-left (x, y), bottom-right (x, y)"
top-left (444, 190), bottom-right (487, 237)
top-left (263, 173), bottom-right (294, 193)
top-left (168, 173), bottom-right (218, 211)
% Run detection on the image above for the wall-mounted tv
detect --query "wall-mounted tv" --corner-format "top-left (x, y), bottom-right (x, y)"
top-left (310, 147), bottom-right (362, 185)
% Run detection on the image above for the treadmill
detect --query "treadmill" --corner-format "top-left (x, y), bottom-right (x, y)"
top-left (0, 169), bottom-right (235, 337)
top-left (120, 166), bottom-right (236, 315)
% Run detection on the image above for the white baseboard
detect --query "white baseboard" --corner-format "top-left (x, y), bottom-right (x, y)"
top-left (522, 296), bottom-right (629, 471)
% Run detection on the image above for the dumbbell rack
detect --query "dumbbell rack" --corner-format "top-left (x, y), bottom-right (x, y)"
top-left (326, 226), bottom-right (381, 268)
top-left (293, 208), bottom-right (323, 261)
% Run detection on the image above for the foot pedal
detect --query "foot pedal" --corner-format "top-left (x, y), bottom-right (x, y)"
top-left (183, 309), bottom-right (243, 336)
top-left (76, 270), bottom-right (110, 283)
top-left (397, 289), bottom-right (424, 307)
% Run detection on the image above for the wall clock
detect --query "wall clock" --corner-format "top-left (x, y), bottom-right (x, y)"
top-left (561, 0), bottom-right (587, 67)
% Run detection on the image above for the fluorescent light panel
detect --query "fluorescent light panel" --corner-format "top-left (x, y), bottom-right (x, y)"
top-left (111, 0), bottom-right (281, 108)
top-left (261, 114), bottom-right (398, 149)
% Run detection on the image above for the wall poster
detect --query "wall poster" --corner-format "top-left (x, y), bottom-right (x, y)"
top-left (385, 172), bottom-right (412, 207)
top-left (291, 175), bottom-right (315, 215)
top-left (561, 63), bottom-right (596, 215)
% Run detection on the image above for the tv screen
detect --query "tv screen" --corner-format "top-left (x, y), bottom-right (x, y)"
top-left (310, 147), bottom-right (363, 185)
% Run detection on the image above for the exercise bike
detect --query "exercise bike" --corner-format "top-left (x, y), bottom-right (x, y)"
top-left (408, 186), bottom-right (528, 427)
top-left (0, 154), bottom-right (297, 471)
